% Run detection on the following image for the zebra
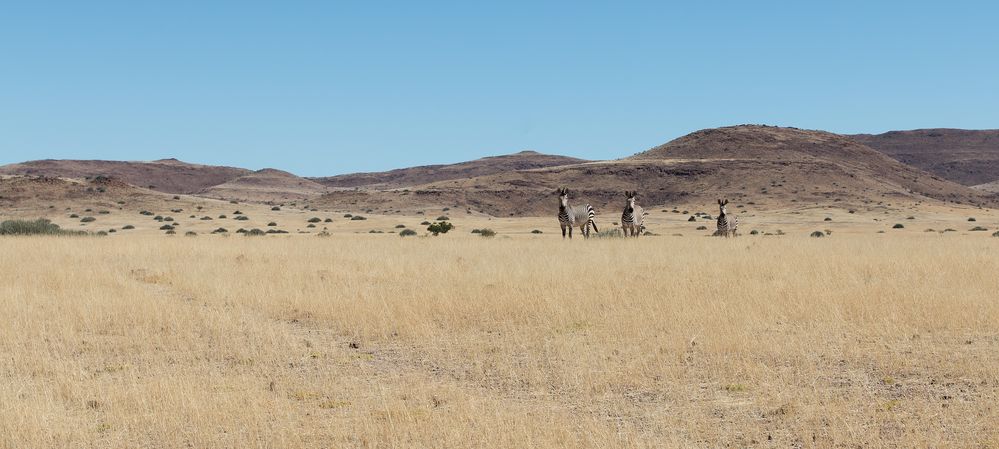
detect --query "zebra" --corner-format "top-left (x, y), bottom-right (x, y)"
top-left (556, 187), bottom-right (598, 239)
top-left (715, 199), bottom-right (738, 237)
top-left (621, 191), bottom-right (644, 237)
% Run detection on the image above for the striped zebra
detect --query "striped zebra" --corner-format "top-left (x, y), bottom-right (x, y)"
top-left (556, 187), bottom-right (598, 239)
top-left (715, 199), bottom-right (738, 237)
top-left (621, 191), bottom-right (644, 237)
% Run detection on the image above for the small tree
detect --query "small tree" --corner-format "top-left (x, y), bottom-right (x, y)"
top-left (427, 221), bottom-right (453, 236)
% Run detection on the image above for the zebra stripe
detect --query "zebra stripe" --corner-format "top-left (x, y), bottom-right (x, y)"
top-left (621, 191), bottom-right (644, 237)
top-left (715, 199), bottom-right (738, 237)
top-left (557, 188), bottom-right (598, 239)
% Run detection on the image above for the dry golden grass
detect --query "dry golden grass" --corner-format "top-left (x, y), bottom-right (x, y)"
top-left (2, 234), bottom-right (999, 448)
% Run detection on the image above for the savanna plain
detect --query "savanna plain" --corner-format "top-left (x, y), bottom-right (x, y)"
top-left (2, 233), bottom-right (999, 448)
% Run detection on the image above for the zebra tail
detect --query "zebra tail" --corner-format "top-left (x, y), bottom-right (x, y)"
top-left (587, 205), bottom-right (598, 233)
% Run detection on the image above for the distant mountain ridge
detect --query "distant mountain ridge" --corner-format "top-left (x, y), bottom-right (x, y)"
top-left (849, 129), bottom-right (999, 186)
top-left (0, 158), bottom-right (250, 194)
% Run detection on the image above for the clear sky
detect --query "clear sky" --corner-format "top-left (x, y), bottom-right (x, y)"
top-left (1, 1), bottom-right (997, 176)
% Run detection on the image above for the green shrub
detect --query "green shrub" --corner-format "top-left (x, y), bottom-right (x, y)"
top-left (343, 214), bottom-right (353, 218)
top-left (478, 228), bottom-right (496, 237)
top-left (201, 216), bottom-right (212, 220)
top-left (696, 226), bottom-right (707, 230)
top-left (749, 230), bottom-right (759, 235)
top-left (185, 231), bottom-right (197, 237)
top-left (324, 218), bottom-right (333, 223)
top-left (266, 229), bottom-right (289, 234)
top-left (436, 216), bottom-right (450, 221)
top-left (122, 225), bottom-right (135, 230)
top-left (140, 210), bottom-right (154, 216)
top-left (687, 216), bottom-right (696, 222)
top-left (218, 214), bottom-right (227, 219)
top-left (235, 216), bottom-right (249, 221)
top-left (308, 217), bottom-right (322, 223)
top-left (427, 221), bottom-right (453, 235)
top-left (531, 229), bottom-right (543, 234)
top-left (970, 226), bottom-right (988, 231)
top-left (159, 225), bottom-right (174, 231)
top-left (244, 229), bottom-right (266, 236)
top-left (163, 217), bottom-right (174, 222)
top-left (212, 228), bottom-right (228, 234)
top-left (267, 222), bottom-right (278, 227)
top-left (395, 224), bottom-right (406, 228)
top-left (351, 216), bottom-right (366, 221)
top-left (69, 213), bottom-right (79, 218)
top-left (0, 219), bottom-right (83, 236)
top-left (420, 221), bottom-right (431, 225)
top-left (824, 217), bottom-right (832, 221)
top-left (968, 217), bottom-right (977, 222)
top-left (307, 224), bottom-right (316, 228)
top-left (892, 224), bottom-right (904, 229)
top-left (992, 231), bottom-right (999, 237)
top-left (810, 231), bottom-right (825, 238)
top-left (271, 206), bottom-right (281, 211)
top-left (399, 229), bottom-right (417, 237)
top-left (470, 229), bottom-right (481, 234)
top-left (80, 216), bottom-right (96, 223)
top-left (595, 229), bottom-right (623, 238)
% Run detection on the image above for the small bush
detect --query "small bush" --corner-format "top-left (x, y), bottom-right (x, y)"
top-left (98, 210), bottom-right (110, 215)
top-left (266, 229), bottom-right (288, 234)
top-left (185, 231), bottom-right (197, 237)
top-left (696, 226), bottom-right (707, 230)
top-left (201, 216), bottom-right (212, 220)
top-left (163, 217), bottom-right (174, 222)
top-left (343, 214), bottom-right (353, 218)
top-left (351, 216), bottom-right (366, 221)
top-left (80, 216), bottom-right (96, 223)
top-left (271, 206), bottom-right (281, 211)
top-left (824, 217), bottom-right (832, 221)
top-left (308, 217), bottom-right (322, 223)
top-left (245, 229), bottom-right (266, 236)
top-left (122, 225), bottom-right (135, 230)
top-left (172, 196), bottom-right (180, 200)
top-left (436, 216), bottom-right (450, 221)
top-left (687, 216), bottom-right (696, 222)
top-left (267, 222), bottom-right (278, 227)
top-left (0, 219), bottom-right (83, 236)
top-left (968, 217), bottom-right (977, 222)
top-left (140, 210), bottom-right (154, 216)
top-left (749, 230), bottom-right (759, 235)
top-left (420, 221), bottom-right (431, 225)
top-left (154, 215), bottom-right (164, 221)
top-left (233, 210), bottom-right (243, 215)
top-left (531, 229), bottom-right (543, 234)
top-left (427, 221), bottom-right (453, 235)
top-left (992, 231), bottom-right (999, 237)
top-left (324, 218), bottom-right (333, 223)
top-left (236, 228), bottom-right (247, 234)
top-left (395, 224), bottom-right (406, 228)
top-left (307, 224), bottom-right (316, 228)
top-left (235, 216), bottom-right (249, 221)
top-left (165, 229), bottom-right (176, 235)
top-left (218, 215), bottom-right (227, 219)
top-left (810, 231), bottom-right (825, 238)
top-left (212, 228), bottom-right (228, 234)
top-left (478, 228), bottom-right (496, 237)
top-left (69, 213), bottom-right (79, 218)
top-left (399, 229), bottom-right (417, 237)
top-left (596, 229), bottom-right (624, 238)
top-left (970, 226), bottom-right (988, 231)
top-left (470, 229), bottom-right (482, 234)
top-left (159, 225), bottom-right (174, 231)
top-left (892, 224), bottom-right (904, 229)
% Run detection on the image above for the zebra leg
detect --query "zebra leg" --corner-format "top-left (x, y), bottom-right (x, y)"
top-left (568, 226), bottom-right (573, 239)
top-left (561, 224), bottom-right (567, 239)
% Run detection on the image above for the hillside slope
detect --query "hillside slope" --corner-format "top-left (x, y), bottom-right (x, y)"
top-left (0, 158), bottom-right (250, 194)
top-left (311, 151), bottom-right (587, 189)
top-left (199, 168), bottom-right (329, 202)
top-left (850, 129), bottom-right (999, 185)
top-left (313, 126), bottom-right (994, 216)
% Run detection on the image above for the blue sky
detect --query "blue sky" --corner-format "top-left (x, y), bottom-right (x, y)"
top-left (1, 1), bottom-right (997, 176)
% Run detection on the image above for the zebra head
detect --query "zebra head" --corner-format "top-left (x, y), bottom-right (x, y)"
top-left (717, 198), bottom-right (729, 216)
top-left (624, 190), bottom-right (637, 214)
top-left (556, 187), bottom-right (569, 210)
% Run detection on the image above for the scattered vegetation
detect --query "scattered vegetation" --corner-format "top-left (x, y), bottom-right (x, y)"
top-left (477, 229), bottom-right (496, 237)
top-left (244, 229), bottom-right (266, 236)
top-left (436, 216), bottom-right (450, 221)
top-left (80, 216), bottom-right (96, 223)
top-left (531, 229), bottom-right (543, 234)
top-left (810, 231), bottom-right (826, 238)
top-left (122, 225), bottom-right (135, 230)
top-left (892, 224), bottom-right (905, 229)
top-left (970, 226), bottom-right (989, 231)
top-left (308, 217), bottom-right (322, 223)
top-left (351, 216), bottom-right (367, 221)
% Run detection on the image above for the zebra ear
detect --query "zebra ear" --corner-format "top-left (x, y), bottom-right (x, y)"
top-left (717, 199), bottom-right (722, 205)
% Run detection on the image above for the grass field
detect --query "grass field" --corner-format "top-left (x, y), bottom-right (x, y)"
top-left (2, 235), bottom-right (999, 448)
